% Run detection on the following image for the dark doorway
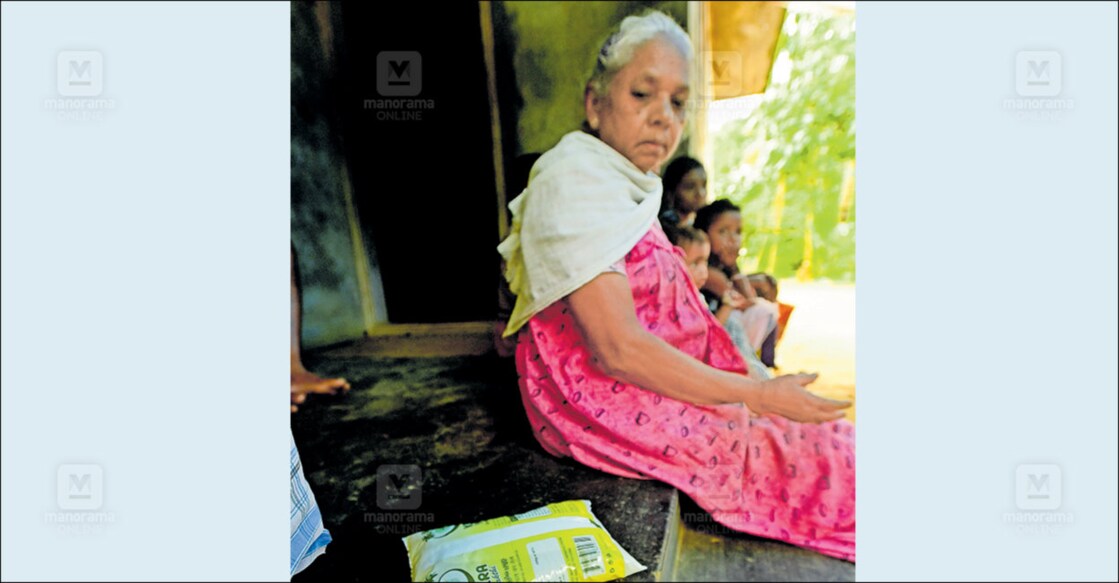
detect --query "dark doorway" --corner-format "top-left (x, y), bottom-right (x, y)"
top-left (335, 2), bottom-right (500, 324)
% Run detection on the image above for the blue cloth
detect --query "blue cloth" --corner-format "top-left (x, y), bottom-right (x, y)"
top-left (291, 429), bottom-right (331, 577)
top-left (707, 295), bottom-right (773, 381)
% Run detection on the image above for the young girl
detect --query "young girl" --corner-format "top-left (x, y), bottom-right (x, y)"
top-left (694, 200), bottom-right (782, 365)
top-left (669, 226), bottom-right (773, 380)
top-left (659, 156), bottom-right (707, 231)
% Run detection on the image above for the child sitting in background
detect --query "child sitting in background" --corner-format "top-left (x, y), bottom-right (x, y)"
top-left (746, 272), bottom-right (794, 367)
top-left (669, 226), bottom-right (772, 380)
top-left (672, 227), bottom-right (745, 324)
top-left (659, 156), bottom-right (707, 232)
top-left (694, 199), bottom-right (783, 369)
top-left (747, 272), bottom-right (777, 303)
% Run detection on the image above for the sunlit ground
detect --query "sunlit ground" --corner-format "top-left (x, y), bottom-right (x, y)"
top-left (773, 279), bottom-right (856, 423)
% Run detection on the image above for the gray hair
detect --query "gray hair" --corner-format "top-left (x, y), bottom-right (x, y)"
top-left (586, 11), bottom-right (693, 98)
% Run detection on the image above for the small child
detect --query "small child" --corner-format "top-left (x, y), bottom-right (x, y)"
top-left (746, 272), bottom-right (778, 303)
top-left (669, 226), bottom-right (772, 379)
top-left (670, 227), bottom-right (747, 322)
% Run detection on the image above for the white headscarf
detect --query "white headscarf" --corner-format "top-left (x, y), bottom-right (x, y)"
top-left (498, 131), bottom-right (663, 336)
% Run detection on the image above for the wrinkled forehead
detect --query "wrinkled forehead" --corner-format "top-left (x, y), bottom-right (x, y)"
top-left (617, 39), bottom-right (691, 92)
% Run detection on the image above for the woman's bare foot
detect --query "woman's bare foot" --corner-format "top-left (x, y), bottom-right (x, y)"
top-left (291, 366), bottom-right (350, 413)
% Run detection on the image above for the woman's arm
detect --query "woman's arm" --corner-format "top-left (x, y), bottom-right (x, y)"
top-left (566, 273), bottom-right (849, 422)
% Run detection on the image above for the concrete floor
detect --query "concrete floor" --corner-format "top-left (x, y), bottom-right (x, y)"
top-left (291, 280), bottom-right (857, 581)
top-left (290, 353), bottom-right (677, 582)
top-left (671, 495), bottom-right (854, 582)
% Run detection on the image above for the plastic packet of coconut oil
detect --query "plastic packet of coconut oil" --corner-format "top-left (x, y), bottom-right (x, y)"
top-left (402, 499), bottom-right (646, 582)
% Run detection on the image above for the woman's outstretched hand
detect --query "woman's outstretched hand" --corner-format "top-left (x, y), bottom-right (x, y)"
top-left (750, 373), bottom-right (850, 423)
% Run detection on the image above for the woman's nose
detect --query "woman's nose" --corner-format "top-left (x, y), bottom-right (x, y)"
top-left (649, 96), bottom-right (672, 125)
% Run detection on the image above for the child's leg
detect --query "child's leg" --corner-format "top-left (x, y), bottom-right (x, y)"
top-left (291, 248), bottom-right (350, 412)
top-left (759, 327), bottom-right (778, 368)
top-left (725, 317), bottom-right (773, 380)
top-left (736, 299), bottom-right (779, 350)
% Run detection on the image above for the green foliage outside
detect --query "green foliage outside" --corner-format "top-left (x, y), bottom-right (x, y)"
top-left (712, 10), bottom-right (856, 282)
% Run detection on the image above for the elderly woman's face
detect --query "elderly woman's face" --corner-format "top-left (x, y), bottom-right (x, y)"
top-left (587, 38), bottom-right (689, 173)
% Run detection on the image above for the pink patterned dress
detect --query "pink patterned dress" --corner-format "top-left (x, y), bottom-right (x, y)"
top-left (514, 223), bottom-right (855, 561)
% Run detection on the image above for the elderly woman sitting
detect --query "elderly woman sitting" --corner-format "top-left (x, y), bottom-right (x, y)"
top-left (497, 11), bottom-right (854, 561)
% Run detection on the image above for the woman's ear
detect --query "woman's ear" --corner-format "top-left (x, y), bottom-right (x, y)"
top-left (584, 84), bottom-right (600, 131)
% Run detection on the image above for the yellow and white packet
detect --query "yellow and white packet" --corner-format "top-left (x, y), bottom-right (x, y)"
top-left (402, 499), bottom-right (646, 582)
